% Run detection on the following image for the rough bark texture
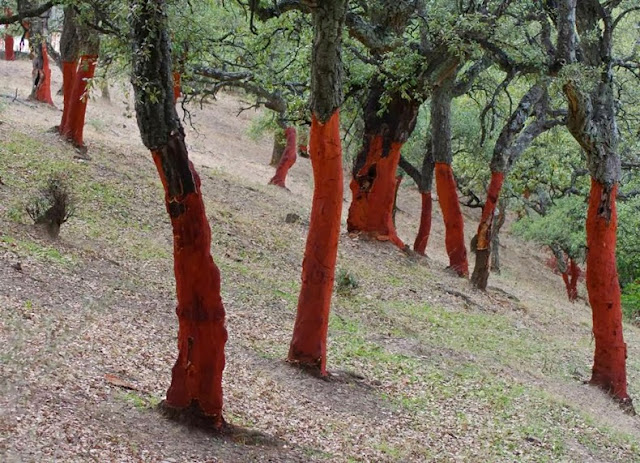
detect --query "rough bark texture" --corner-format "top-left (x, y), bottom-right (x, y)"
top-left (557, 0), bottom-right (630, 405)
top-left (288, 112), bottom-right (343, 374)
top-left (431, 82), bottom-right (468, 276)
top-left (270, 128), bottom-right (287, 166)
top-left (470, 172), bottom-right (504, 288)
top-left (269, 126), bottom-right (297, 189)
top-left (130, 0), bottom-right (227, 427)
top-left (288, 0), bottom-right (346, 374)
top-left (309, 0), bottom-right (347, 123)
top-left (347, 78), bottom-right (419, 248)
top-left (490, 199), bottom-right (507, 274)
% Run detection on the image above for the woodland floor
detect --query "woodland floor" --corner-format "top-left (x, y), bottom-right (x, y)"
top-left (1, 59), bottom-right (640, 463)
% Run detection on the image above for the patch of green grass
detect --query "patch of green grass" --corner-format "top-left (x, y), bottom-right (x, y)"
top-left (1, 234), bottom-right (74, 265)
top-left (117, 391), bottom-right (160, 410)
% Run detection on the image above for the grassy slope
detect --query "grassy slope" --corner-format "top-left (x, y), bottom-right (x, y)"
top-left (1, 60), bottom-right (639, 462)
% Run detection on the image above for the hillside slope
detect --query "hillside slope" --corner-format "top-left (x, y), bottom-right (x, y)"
top-left (1, 59), bottom-right (639, 463)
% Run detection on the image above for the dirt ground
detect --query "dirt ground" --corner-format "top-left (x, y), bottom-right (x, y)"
top-left (1, 59), bottom-right (640, 463)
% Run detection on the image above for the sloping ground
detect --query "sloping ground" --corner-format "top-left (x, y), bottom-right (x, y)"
top-left (1, 59), bottom-right (639, 463)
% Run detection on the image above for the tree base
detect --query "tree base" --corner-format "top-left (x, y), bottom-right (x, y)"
top-left (159, 399), bottom-right (226, 431)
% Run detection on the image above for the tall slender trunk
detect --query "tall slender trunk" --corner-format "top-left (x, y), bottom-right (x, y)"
top-left (269, 126), bottom-right (297, 189)
top-left (130, 0), bottom-right (227, 427)
top-left (347, 79), bottom-right (419, 248)
top-left (431, 81), bottom-right (468, 276)
top-left (288, 0), bottom-right (347, 375)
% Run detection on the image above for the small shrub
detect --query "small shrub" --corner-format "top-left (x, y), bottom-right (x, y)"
top-left (335, 269), bottom-right (359, 295)
top-left (26, 172), bottom-right (75, 238)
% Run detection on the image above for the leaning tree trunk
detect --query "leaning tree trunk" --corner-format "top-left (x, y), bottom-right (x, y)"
top-left (58, 6), bottom-right (78, 135)
top-left (347, 78), bottom-right (419, 248)
top-left (288, 0), bottom-right (347, 376)
top-left (431, 80), bottom-right (468, 276)
top-left (269, 126), bottom-right (297, 189)
top-left (471, 83), bottom-right (547, 289)
top-left (61, 22), bottom-right (100, 149)
top-left (130, 0), bottom-right (227, 428)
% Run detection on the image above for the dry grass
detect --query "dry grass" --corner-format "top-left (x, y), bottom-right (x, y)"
top-left (1, 59), bottom-right (640, 463)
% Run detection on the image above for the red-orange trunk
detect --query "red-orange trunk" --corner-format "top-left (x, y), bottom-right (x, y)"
top-left (59, 60), bottom-right (78, 134)
top-left (561, 258), bottom-right (580, 302)
top-left (269, 127), bottom-right (297, 189)
top-left (414, 191), bottom-right (433, 255)
top-left (62, 55), bottom-right (98, 147)
top-left (586, 179), bottom-right (628, 401)
top-left (435, 162), bottom-right (468, 276)
top-left (4, 9), bottom-right (14, 61)
top-left (470, 172), bottom-right (505, 288)
top-left (288, 111), bottom-right (343, 375)
top-left (152, 152), bottom-right (227, 427)
top-left (173, 71), bottom-right (181, 103)
top-left (568, 258), bottom-right (580, 301)
top-left (347, 136), bottom-right (404, 247)
top-left (4, 35), bottom-right (14, 61)
top-left (34, 43), bottom-right (53, 105)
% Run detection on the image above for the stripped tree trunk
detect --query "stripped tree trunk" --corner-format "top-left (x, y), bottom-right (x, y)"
top-left (471, 83), bottom-right (550, 289)
top-left (130, 0), bottom-right (227, 428)
top-left (288, 0), bottom-right (347, 375)
top-left (557, 0), bottom-right (631, 405)
top-left (399, 139), bottom-right (435, 256)
top-left (21, 4), bottom-right (53, 105)
top-left (347, 79), bottom-right (419, 248)
top-left (4, 9), bottom-right (15, 61)
top-left (431, 79), bottom-right (468, 276)
top-left (269, 126), bottom-right (297, 189)
top-left (58, 6), bottom-right (78, 135)
top-left (60, 21), bottom-right (100, 149)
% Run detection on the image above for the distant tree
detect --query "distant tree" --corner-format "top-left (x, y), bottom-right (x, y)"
top-left (512, 196), bottom-right (586, 302)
